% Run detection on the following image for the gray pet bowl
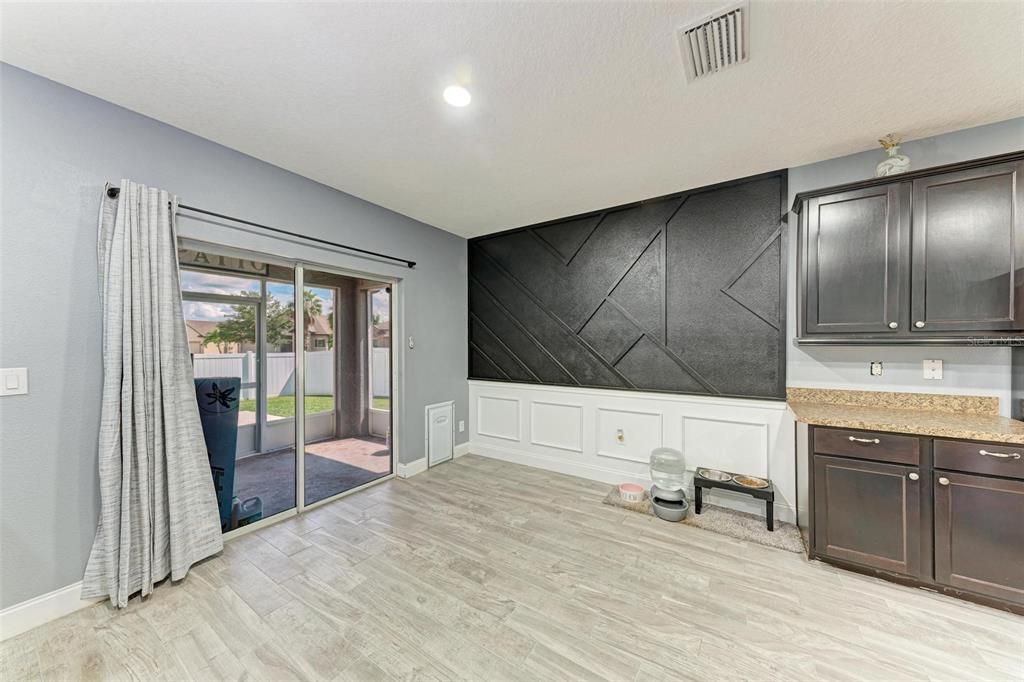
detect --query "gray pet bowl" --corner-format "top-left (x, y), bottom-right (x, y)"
top-left (651, 494), bottom-right (689, 522)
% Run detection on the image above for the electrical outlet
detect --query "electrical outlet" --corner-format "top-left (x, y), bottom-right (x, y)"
top-left (923, 359), bottom-right (943, 380)
top-left (870, 361), bottom-right (883, 376)
top-left (458, 420), bottom-right (465, 433)
top-left (407, 335), bottom-right (415, 349)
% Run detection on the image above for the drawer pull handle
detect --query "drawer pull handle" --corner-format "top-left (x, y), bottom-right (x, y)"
top-left (848, 436), bottom-right (881, 444)
top-left (908, 472), bottom-right (919, 481)
top-left (938, 477), bottom-right (950, 486)
top-left (979, 449), bottom-right (1021, 460)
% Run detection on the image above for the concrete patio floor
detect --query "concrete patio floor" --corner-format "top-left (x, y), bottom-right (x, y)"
top-left (232, 436), bottom-right (391, 519)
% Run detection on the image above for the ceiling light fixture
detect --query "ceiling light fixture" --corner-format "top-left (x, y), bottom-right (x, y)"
top-left (443, 85), bottom-right (471, 107)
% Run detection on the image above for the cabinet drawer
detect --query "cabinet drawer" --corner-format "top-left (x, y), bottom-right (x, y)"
top-left (812, 427), bottom-right (919, 465)
top-left (934, 440), bottom-right (1024, 480)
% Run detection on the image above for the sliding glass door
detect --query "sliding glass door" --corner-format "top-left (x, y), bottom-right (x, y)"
top-left (179, 244), bottom-right (394, 531)
top-left (301, 268), bottom-right (393, 506)
top-left (179, 257), bottom-right (298, 529)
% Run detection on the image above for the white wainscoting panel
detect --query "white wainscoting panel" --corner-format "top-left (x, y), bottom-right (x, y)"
top-left (469, 381), bottom-right (797, 523)
top-left (596, 408), bottom-right (663, 463)
top-left (476, 395), bottom-right (521, 441)
top-left (681, 416), bottom-right (769, 478)
top-left (530, 401), bottom-right (583, 452)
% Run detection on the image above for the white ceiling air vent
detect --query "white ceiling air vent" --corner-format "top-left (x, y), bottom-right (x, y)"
top-left (677, 1), bottom-right (749, 82)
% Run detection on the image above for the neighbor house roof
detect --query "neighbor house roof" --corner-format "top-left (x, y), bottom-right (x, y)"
top-left (307, 314), bottom-right (332, 336)
top-left (185, 320), bottom-right (219, 345)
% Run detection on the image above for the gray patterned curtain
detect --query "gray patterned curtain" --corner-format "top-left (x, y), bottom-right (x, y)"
top-left (82, 180), bottom-right (223, 607)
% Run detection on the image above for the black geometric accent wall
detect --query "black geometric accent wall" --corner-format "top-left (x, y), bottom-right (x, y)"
top-left (468, 171), bottom-right (787, 400)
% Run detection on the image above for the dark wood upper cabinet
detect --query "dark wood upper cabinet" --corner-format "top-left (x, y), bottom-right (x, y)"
top-left (804, 185), bottom-right (905, 334)
top-left (933, 471), bottom-right (1024, 605)
top-left (795, 151), bottom-right (1024, 342)
top-left (910, 161), bottom-right (1024, 332)
top-left (813, 454), bottom-right (923, 578)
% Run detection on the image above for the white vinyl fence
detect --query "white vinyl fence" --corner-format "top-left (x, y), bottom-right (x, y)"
top-left (192, 351), bottom-right (335, 398)
top-left (371, 347), bottom-right (390, 397)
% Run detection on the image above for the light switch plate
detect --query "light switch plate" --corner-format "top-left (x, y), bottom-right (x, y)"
top-left (0, 368), bottom-right (28, 396)
top-left (923, 359), bottom-right (943, 380)
top-left (458, 420), bottom-right (465, 433)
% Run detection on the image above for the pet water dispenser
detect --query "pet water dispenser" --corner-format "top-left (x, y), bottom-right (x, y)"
top-left (650, 447), bottom-right (689, 522)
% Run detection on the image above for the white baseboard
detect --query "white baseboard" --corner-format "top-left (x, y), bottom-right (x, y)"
top-left (470, 440), bottom-right (796, 524)
top-left (399, 443), bottom-right (467, 477)
top-left (0, 581), bottom-right (99, 641)
top-left (397, 457), bottom-right (428, 478)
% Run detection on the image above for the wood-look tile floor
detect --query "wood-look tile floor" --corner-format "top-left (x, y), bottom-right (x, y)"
top-left (2, 455), bottom-right (1022, 681)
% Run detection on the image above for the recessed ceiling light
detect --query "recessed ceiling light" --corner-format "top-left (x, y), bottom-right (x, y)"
top-left (443, 85), bottom-right (471, 107)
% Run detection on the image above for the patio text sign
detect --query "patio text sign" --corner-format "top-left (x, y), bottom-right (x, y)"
top-left (179, 249), bottom-right (269, 276)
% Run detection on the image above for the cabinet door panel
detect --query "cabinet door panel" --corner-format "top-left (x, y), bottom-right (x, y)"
top-left (805, 185), bottom-right (904, 334)
top-left (813, 455), bottom-right (922, 577)
top-left (911, 161), bottom-right (1024, 332)
top-left (934, 472), bottom-right (1024, 604)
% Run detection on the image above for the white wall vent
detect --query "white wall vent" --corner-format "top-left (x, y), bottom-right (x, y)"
top-left (677, 1), bottom-right (749, 82)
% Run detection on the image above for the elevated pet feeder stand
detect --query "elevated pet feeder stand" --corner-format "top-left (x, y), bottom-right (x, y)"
top-left (694, 470), bottom-right (776, 531)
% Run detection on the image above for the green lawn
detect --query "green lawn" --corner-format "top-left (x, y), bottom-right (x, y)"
top-left (236, 394), bottom-right (390, 416)
top-left (237, 395), bottom-right (334, 417)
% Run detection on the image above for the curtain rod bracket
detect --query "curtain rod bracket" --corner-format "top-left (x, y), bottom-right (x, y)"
top-left (103, 184), bottom-right (416, 268)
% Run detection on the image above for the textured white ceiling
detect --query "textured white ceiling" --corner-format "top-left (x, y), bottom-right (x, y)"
top-left (2, 2), bottom-right (1022, 238)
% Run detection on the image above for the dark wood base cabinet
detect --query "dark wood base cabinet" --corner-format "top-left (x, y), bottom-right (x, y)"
top-left (813, 456), bottom-right (923, 577)
top-left (808, 426), bottom-right (1024, 614)
top-left (934, 472), bottom-right (1024, 604)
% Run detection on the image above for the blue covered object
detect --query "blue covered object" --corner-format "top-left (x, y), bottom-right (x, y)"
top-left (194, 377), bottom-right (240, 531)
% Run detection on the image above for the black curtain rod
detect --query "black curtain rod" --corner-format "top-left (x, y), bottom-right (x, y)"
top-left (105, 186), bottom-right (416, 268)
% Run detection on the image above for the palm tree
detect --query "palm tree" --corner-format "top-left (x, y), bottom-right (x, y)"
top-left (301, 290), bottom-right (323, 350)
top-left (285, 289), bottom-right (328, 350)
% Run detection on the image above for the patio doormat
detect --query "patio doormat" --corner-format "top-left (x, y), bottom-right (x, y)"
top-left (603, 487), bottom-right (805, 554)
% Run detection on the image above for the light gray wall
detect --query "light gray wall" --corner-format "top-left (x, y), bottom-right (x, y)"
top-left (0, 64), bottom-right (467, 608)
top-left (786, 118), bottom-right (1024, 415)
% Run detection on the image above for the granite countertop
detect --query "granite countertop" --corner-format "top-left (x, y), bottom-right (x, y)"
top-left (786, 388), bottom-right (1024, 445)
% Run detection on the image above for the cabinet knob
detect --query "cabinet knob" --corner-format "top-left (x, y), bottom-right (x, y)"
top-left (914, 321), bottom-right (926, 328)
top-left (938, 476), bottom-right (950, 486)
top-left (908, 472), bottom-right (919, 481)
top-left (888, 322), bottom-right (898, 329)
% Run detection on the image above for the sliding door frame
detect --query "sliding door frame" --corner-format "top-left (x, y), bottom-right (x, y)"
top-left (178, 237), bottom-right (402, 537)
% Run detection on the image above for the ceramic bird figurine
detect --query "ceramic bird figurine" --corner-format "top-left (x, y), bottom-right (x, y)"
top-left (875, 134), bottom-right (911, 177)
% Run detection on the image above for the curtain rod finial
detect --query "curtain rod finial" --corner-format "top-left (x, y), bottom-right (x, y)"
top-left (106, 187), bottom-right (120, 199)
